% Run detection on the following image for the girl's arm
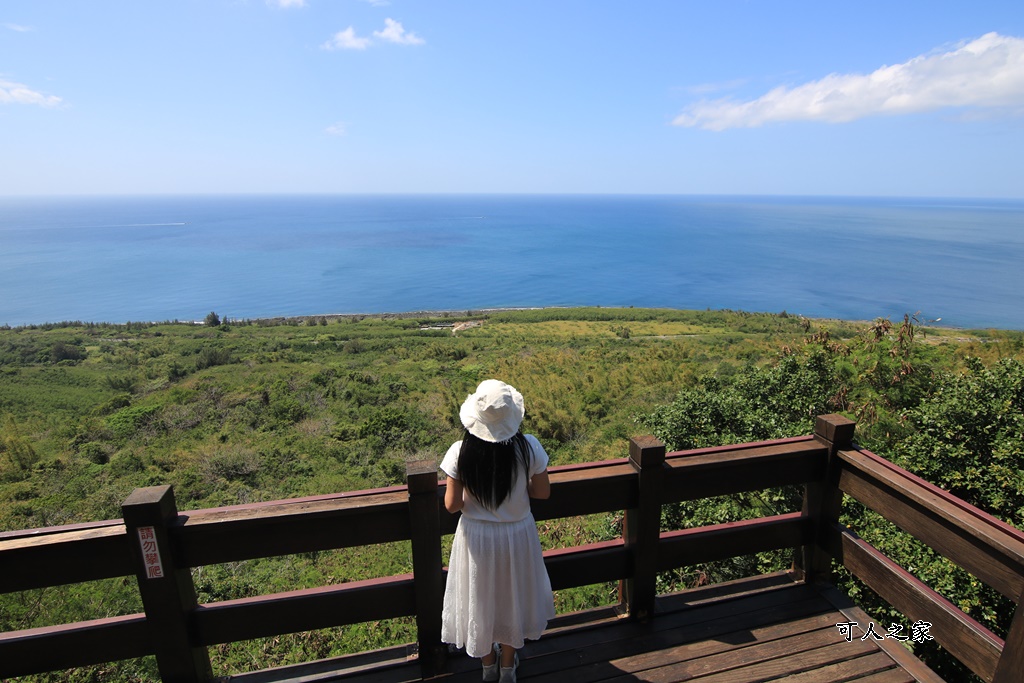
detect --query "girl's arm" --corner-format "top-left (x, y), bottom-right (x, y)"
top-left (444, 476), bottom-right (464, 513)
top-left (528, 470), bottom-right (550, 500)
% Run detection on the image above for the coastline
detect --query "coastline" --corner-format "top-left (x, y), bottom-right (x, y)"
top-left (204, 306), bottom-right (864, 328)
top-left (5, 305), bottom-right (987, 333)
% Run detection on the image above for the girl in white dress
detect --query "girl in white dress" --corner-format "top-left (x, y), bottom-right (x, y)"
top-left (441, 380), bottom-right (555, 683)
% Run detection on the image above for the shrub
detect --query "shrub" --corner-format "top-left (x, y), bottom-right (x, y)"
top-left (203, 447), bottom-right (262, 485)
top-left (105, 375), bottom-right (138, 393)
top-left (50, 341), bottom-right (86, 363)
top-left (78, 442), bottom-right (111, 465)
top-left (892, 356), bottom-right (1024, 530)
top-left (168, 361), bottom-right (188, 381)
top-left (270, 396), bottom-right (307, 425)
top-left (359, 406), bottom-right (430, 452)
top-left (1, 417), bottom-right (39, 472)
top-left (93, 393), bottom-right (133, 416)
top-left (194, 347), bottom-right (233, 370)
top-left (107, 405), bottom-right (161, 439)
top-left (108, 450), bottom-right (145, 477)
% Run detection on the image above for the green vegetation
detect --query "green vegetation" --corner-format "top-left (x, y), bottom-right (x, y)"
top-left (1, 308), bottom-right (1022, 681)
top-left (636, 314), bottom-right (1024, 682)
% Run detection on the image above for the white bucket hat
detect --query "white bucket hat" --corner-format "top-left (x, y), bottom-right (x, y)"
top-left (460, 379), bottom-right (525, 443)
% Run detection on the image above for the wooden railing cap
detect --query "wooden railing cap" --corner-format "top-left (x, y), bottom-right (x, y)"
top-left (629, 435), bottom-right (666, 469)
top-left (406, 460), bottom-right (439, 494)
top-left (122, 485), bottom-right (178, 524)
top-left (814, 414), bottom-right (855, 448)
top-left (122, 485), bottom-right (174, 508)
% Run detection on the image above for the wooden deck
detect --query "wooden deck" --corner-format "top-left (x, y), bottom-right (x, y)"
top-left (227, 572), bottom-right (942, 683)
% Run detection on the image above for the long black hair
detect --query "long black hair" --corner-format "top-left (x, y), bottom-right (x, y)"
top-left (457, 430), bottom-right (533, 510)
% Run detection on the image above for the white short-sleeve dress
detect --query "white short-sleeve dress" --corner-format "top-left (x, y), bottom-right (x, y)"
top-left (440, 434), bottom-right (556, 658)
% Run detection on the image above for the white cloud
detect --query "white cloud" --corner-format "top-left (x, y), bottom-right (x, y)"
top-left (322, 19), bottom-right (424, 52)
top-left (0, 78), bottom-right (62, 107)
top-left (267, 0), bottom-right (306, 8)
top-left (674, 32), bottom-right (1024, 130)
top-left (3, 22), bottom-right (32, 32)
top-left (326, 121), bottom-right (347, 136)
top-left (322, 27), bottom-right (371, 51)
top-left (361, 0), bottom-right (391, 6)
top-left (373, 18), bottom-right (424, 46)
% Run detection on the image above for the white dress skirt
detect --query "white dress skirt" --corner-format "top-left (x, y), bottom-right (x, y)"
top-left (441, 513), bottom-right (555, 658)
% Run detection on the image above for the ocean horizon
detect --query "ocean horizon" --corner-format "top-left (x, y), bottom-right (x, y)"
top-left (2, 194), bottom-right (1023, 330)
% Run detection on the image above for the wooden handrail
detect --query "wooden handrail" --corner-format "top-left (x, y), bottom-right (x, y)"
top-left (0, 614), bottom-right (152, 680)
top-left (657, 512), bottom-right (811, 571)
top-left (2, 416), bottom-right (1023, 683)
top-left (837, 524), bottom-right (1004, 682)
top-left (192, 574), bottom-right (417, 645)
top-left (0, 524), bottom-right (134, 592)
top-left (838, 447), bottom-right (1024, 600)
top-left (662, 438), bottom-right (828, 503)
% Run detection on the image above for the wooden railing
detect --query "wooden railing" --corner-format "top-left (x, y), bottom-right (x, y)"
top-left (2, 415), bottom-right (1023, 682)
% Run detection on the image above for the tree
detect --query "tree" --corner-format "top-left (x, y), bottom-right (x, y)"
top-left (640, 348), bottom-right (844, 451)
top-left (204, 311), bottom-right (221, 327)
top-left (49, 341), bottom-right (86, 363)
top-left (890, 356), bottom-right (1024, 531)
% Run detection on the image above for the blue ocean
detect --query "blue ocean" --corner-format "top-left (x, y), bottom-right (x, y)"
top-left (1, 194), bottom-right (1022, 329)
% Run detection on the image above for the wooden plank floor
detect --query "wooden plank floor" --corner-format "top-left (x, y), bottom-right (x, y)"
top-left (225, 572), bottom-right (944, 683)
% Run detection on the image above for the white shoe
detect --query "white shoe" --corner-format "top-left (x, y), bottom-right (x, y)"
top-left (498, 651), bottom-right (518, 683)
top-left (482, 643), bottom-right (500, 682)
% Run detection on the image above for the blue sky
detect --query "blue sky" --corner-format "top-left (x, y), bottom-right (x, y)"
top-left (2, 1), bottom-right (1024, 197)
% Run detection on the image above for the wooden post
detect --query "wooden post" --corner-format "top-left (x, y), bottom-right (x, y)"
top-left (121, 485), bottom-right (212, 683)
top-left (406, 461), bottom-right (445, 679)
top-left (622, 436), bottom-right (666, 622)
top-left (992, 590), bottom-right (1024, 683)
top-left (796, 414), bottom-right (855, 583)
